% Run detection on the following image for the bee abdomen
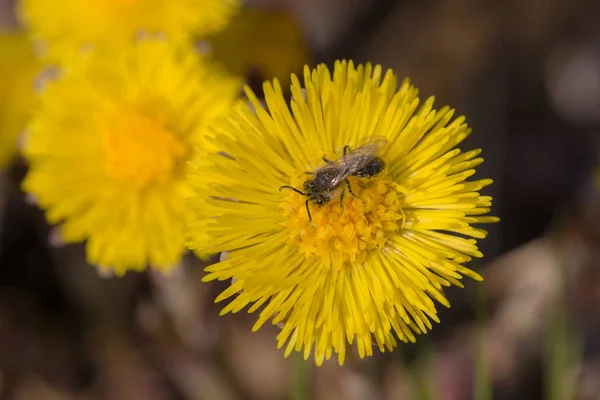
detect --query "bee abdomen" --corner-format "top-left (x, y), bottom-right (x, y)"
top-left (355, 158), bottom-right (385, 178)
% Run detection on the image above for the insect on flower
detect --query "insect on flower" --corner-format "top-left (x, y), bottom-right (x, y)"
top-left (188, 61), bottom-right (501, 365)
top-left (279, 138), bottom-right (387, 221)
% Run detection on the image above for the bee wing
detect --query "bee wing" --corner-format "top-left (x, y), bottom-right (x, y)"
top-left (316, 139), bottom-right (388, 187)
top-left (316, 159), bottom-right (353, 188)
top-left (317, 140), bottom-right (388, 173)
top-left (352, 136), bottom-right (389, 149)
top-left (338, 140), bottom-right (389, 170)
top-left (350, 139), bottom-right (389, 155)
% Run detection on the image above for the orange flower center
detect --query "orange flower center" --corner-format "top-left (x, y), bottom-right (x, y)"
top-left (280, 171), bottom-right (405, 270)
top-left (103, 111), bottom-right (187, 188)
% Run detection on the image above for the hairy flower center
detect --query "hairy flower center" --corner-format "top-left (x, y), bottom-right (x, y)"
top-left (103, 111), bottom-right (187, 188)
top-left (281, 173), bottom-right (405, 269)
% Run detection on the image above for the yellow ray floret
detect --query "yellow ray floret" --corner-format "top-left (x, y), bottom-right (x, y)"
top-left (19, 0), bottom-right (240, 62)
top-left (186, 60), bottom-right (499, 365)
top-left (0, 30), bottom-right (42, 169)
top-left (22, 39), bottom-right (241, 275)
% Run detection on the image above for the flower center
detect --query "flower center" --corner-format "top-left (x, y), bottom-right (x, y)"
top-left (281, 171), bottom-right (405, 270)
top-left (103, 111), bottom-right (187, 188)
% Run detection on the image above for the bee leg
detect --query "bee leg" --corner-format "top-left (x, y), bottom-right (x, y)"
top-left (339, 189), bottom-right (346, 219)
top-left (343, 145), bottom-right (351, 156)
top-left (279, 185), bottom-right (306, 196)
top-left (305, 200), bottom-right (312, 222)
top-left (322, 157), bottom-right (333, 164)
top-left (345, 179), bottom-right (359, 198)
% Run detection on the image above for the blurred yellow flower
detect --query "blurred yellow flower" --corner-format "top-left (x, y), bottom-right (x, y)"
top-left (18, 0), bottom-right (240, 62)
top-left (209, 9), bottom-right (309, 90)
top-left (0, 30), bottom-right (41, 169)
top-left (23, 39), bottom-right (241, 275)
top-left (187, 61), bottom-right (498, 365)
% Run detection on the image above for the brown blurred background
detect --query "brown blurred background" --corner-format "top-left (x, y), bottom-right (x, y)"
top-left (1, 0), bottom-right (600, 399)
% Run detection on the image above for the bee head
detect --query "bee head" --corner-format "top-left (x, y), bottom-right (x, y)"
top-left (303, 179), bottom-right (331, 206)
top-left (303, 179), bottom-right (317, 192)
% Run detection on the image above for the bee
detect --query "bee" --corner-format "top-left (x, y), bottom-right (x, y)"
top-left (279, 139), bottom-right (388, 221)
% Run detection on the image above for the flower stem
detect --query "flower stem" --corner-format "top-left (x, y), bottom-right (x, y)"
top-left (545, 246), bottom-right (580, 400)
top-left (410, 344), bottom-right (436, 400)
top-left (291, 353), bottom-right (310, 400)
top-left (474, 281), bottom-right (492, 400)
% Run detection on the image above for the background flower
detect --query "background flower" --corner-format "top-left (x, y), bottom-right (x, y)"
top-left (187, 60), bottom-right (498, 365)
top-left (22, 39), bottom-right (241, 275)
top-left (18, 0), bottom-right (240, 62)
top-left (208, 8), bottom-right (310, 91)
top-left (0, 29), bottom-right (41, 169)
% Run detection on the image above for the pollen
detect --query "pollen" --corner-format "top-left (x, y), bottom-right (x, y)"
top-left (281, 172), bottom-right (405, 270)
top-left (103, 110), bottom-right (187, 188)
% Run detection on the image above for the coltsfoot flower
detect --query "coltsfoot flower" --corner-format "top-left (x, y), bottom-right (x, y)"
top-left (19, 0), bottom-right (240, 62)
top-left (22, 39), bottom-right (241, 275)
top-left (187, 61), bottom-right (499, 365)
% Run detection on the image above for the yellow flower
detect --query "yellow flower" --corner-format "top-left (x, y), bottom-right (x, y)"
top-left (187, 61), bottom-right (499, 365)
top-left (18, 0), bottom-right (240, 62)
top-left (0, 30), bottom-right (42, 169)
top-left (22, 39), bottom-right (241, 275)
top-left (208, 9), bottom-right (309, 89)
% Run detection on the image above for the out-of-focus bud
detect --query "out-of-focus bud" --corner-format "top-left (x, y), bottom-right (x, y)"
top-left (546, 41), bottom-right (600, 126)
top-left (208, 9), bottom-right (310, 91)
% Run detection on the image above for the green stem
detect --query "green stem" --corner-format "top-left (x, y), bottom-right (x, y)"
top-left (291, 353), bottom-right (310, 400)
top-left (474, 281), bottom-right (492, 400)
top-left (410, 344), bottom-right (436, 400)
top-left (545, 245), bottom-right (580, 400)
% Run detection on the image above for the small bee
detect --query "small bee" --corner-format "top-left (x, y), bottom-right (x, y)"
top-left (280, 139), bottom-right (388, 221)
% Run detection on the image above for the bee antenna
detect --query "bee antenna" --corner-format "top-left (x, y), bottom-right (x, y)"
top-left (279, 186), bottom-right (306, 196)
